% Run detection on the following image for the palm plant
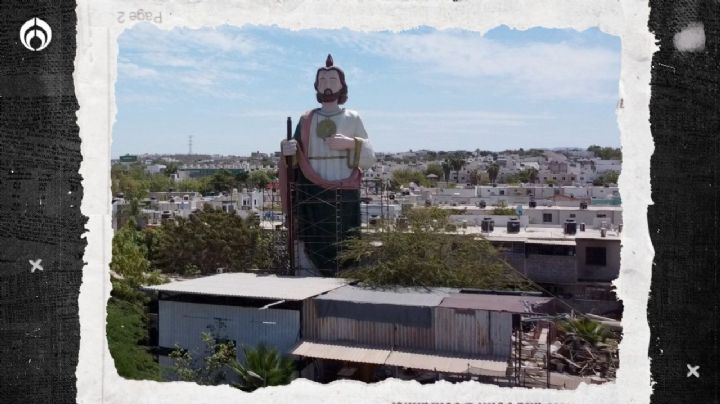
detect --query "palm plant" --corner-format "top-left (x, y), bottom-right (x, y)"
top-left (230, 344), bottom-right (295, 392)
top-left (487, 164), bottom-right (500, 184)
top-left (556, 316), bottom-right (611, 346)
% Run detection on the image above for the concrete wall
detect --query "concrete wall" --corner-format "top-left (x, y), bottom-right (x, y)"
top-left (525, 254), bottom-right (578, 284)
top-left (575, 239), bottom-right (621, 282)
top-left (524, 208), bottom-right (622, 227)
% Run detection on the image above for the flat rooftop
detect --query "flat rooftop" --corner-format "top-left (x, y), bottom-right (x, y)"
top-left (315, 285), bottom-right (458, 307)
top-left (458, 225), bottom-right (621, 243)
top-left (439, 294), bottom-right (556, 314)
top-left (438, 205), bottom-right (622, 212)
top-left (143, 272), bottom-right (347, 301)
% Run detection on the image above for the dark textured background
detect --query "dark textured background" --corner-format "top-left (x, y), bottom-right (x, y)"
top-left (0, 0), bottom-right (717, 403)
top-left (647, 0), bottom-right (719, 403)
top-left (0, 2), bottom-right (86, 403)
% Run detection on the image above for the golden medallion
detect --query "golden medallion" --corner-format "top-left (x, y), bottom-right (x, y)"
top-left (316, 118), bottom-right (336, 139)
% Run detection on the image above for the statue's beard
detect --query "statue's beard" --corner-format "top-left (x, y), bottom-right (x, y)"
top-left (317, 88), bottom-right (340, 103)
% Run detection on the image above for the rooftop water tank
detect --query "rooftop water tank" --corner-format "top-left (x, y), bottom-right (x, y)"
top-left (507, 218), bottom-right (521, 234)
top-left (481, 217), bottom-right (495, 233)
top-left (564, 219), bottom-right (577, 235)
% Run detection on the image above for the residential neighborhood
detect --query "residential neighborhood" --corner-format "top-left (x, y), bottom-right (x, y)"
top-left (109, 145), bottom-right (622, 391)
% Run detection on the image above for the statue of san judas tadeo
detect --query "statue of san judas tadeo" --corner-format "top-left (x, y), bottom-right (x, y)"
top-left (280, 54), bottom-right (375, 275)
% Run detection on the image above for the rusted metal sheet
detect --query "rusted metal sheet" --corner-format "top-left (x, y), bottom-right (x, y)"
top-left (434, 307), bottom-right (511, 358)
top-left (490, 311), bottom-right (513, 358)
top-left (303, 300), bottom-right (434, 350)
top-left (303, 296), bottom-right (514, 359)
top-left (439, 293), bottom-right (556, 314)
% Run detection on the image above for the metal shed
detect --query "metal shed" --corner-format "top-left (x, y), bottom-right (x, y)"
top-left (303, 285), bottom-right (457, 351)
top-left (143, 273), bottom-right (347, 368)
top-left (435, 293), bottom-right (557, 358)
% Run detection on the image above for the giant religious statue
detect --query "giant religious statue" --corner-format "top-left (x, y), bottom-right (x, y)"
top-left (279, 55), bottom-right (374, 275)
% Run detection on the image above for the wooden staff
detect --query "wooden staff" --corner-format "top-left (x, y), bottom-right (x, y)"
top-left (285, 116), bottom-right (295, 273)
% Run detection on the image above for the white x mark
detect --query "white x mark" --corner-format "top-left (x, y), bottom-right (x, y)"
top-left (29, 259), bottom-right (43, 273)
top-left (687, 364), bottom-right (700, 378)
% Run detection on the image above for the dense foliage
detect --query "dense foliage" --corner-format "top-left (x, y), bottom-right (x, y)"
top-left (338, 207), bottom-right (533, 290)
top-left (587, 145), bottom-right (622, 160)
top-left (230, 344), bottom-right (296, 391)
top-left (106, 294), bottom-right (160, 381)
top-left (151, 206), bottom-right (276, 275)
top-left (593, 170), bottom-right (620, 186)
top-left (169, 332), bottom-right (238, 385)
top-left (169, 335), bottom-right (296, 391)
top-left (391, 168), bottom-right (430, 189)
top-left (504, 168), bottom-right (539, 184)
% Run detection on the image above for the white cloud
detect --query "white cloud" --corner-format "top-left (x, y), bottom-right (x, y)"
top-left (332, 30), bottom-right (620, 101)
top-left (117, 62), bottom-right (158, 78)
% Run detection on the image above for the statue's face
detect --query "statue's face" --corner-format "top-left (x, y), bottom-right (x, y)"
top-left (316, 69), bottom-right (342, 95)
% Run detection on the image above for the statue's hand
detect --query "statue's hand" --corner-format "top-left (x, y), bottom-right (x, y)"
top-left (281, 139), bottom-right (297, 156)
top-left (326, 134), bottom-right (354, 151)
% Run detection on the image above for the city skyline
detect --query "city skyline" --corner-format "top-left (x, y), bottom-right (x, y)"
top-left (113, 24), bottom-right (621, 158)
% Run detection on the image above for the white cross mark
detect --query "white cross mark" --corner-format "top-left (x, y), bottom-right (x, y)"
top-left (687, 364), bottom-right (700, 378)
top-left (29, 259), bottom-right (43, 273)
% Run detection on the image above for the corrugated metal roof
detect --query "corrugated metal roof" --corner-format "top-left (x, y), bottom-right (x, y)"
top-left (439, 293), bottom-right (555, 314)
top-left (289, 341), bottom-right (391, 364)
top-left (143, 273), bottom-right (347, 301)
top-left (314, 285), bottom-right (458, 307)
top-left (290, 341), bottom-right (507, 377)
top-left (385, 350), bottom-right (508, 377)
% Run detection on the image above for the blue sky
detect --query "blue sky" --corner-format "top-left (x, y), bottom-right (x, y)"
top-left (113, 24), bottom-right (621, 158)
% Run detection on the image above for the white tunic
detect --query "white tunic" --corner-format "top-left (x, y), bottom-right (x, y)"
top-left (305, 108), bottom-right (375, 181)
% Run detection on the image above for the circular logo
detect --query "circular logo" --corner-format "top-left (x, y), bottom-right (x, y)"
top-left (20, 17), bottom-right (52, 51)
top-left (316, 119), bottom-right (337, 139)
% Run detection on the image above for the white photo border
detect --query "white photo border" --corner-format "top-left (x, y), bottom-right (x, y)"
top-left (75, 1), bottom-right (655, 402)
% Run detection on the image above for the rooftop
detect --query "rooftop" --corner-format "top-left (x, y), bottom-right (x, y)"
top-left (439, 293), bottom-right (556, 314)
top-left (464, 225), bottom-right (622, 243)
top-left (438, 204), bottom-right (622, 212)
top-left (143, 272), bottom-right (347, 301)
top-left (315, 285), bottom-right (458, 307)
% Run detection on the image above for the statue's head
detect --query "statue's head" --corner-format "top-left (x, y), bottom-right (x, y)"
top-left (314, 54), bottom-right (348, 105)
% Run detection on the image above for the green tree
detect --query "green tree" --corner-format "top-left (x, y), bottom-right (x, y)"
top-left (248, 170), bottom-right (274, 190)
top-left (229, 344), bottom-right (296, 392)
top-left (338, 208), bottom-right (532, 289)
top-left (111, 223), bottom-right (153, 288)
top-left (391, 169), bottom-right (429, 189)
top-left (587, 145), bottom-right (622, 160)
top-left (169, 332), bottom-right (238, 385)
top-left (162, 162), bottom-right (179, 175)
top-left (424, 163), bottom-right (444, 178)
top-left (487, 164), bottom-right (500, 184)
top-left (209, 169), bottom-right (238, 193)
top-left (106, 294), bottom-right (160, 381)
top-left (467, 169), bottom-right (488, 186)
top-left (441, 161), bottom-right (452, 182)
top-left (593, 170), bottom-right (620, 186)
top-left (506, 168), bottom-right (539, 184)
top-left (147, 173), bottom-right (174, 192)
top-left (152, 206), bottom-right (270, 275)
